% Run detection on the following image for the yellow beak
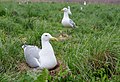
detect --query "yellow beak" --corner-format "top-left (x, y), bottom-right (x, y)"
top-left (50, 37), bottom-right (58, 41)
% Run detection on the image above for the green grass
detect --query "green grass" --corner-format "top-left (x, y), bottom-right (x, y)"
top-left (0, 1), bottom-right (120, 82)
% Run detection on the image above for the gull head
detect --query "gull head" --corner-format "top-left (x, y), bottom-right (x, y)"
top-left (68, 6), bottom-right (70, 9)
top-left (41, 33), bottom-right (58, 41)
top-left (61, 8), bottom-right (68, 12)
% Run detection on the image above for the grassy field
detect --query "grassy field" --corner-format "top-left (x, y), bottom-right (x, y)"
top-left (0, 1), bottom-right (120, 82)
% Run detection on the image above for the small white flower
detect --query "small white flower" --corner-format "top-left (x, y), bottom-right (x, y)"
top-left (81, 7), bottom-right (83, 10)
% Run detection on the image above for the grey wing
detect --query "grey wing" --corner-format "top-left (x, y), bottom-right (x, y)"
top-left (24, 45), bottom-right (41, 59)
top-left (69, 19), bottom-right (76, 28)
top-left (33, 58), bottom-right (42, 68)
top-left (38, 48), bottom-right (41, 52)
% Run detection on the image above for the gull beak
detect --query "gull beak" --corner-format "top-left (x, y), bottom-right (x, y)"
top-left (50, 37), bottom-right (58, 41)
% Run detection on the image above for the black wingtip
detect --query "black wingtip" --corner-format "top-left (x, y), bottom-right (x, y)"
top-left (22, 44), bottom-right (27, 49)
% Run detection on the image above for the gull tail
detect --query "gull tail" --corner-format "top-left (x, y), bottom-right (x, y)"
top-left (22, 44), bottom-right (27, 49)
top-left (74, 24), bottom-right (78, 28)
top-left (73, 23), bottom-right (78, 28)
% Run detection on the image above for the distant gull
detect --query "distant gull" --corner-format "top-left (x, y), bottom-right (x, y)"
top-left (61, 8), bottom-right (76, 28)
top-left (84, 1), bottom-right (87, 5)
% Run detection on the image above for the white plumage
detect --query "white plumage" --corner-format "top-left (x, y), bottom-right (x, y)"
top-left (22, 33), bottom-right (58, 70)
top-left (68, 6), bottom-right (72, 15)
top-left (61, 8), bottom-right (76, 28)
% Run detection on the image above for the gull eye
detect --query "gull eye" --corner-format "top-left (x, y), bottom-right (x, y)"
top-left (45, 35), bottom-right (48, 36)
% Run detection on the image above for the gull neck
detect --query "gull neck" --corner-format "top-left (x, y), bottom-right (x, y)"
top-left (63, 11), bottom-right (69, 19)
top-left (41, 40), bottom-right (52, 50)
